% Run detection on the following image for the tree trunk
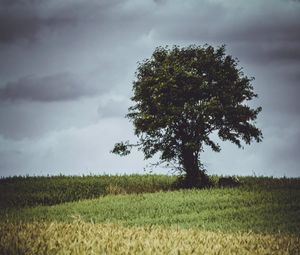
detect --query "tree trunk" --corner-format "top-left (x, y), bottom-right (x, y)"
top-left (181, 148), bottom-right (210, 188)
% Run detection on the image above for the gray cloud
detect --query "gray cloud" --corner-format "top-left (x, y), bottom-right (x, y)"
top-left (0, 98), bottom-right (100, 140)
top-left (0, 0), bottom-right (65, 43)
top-left (0, 73), bottom-right (100, 102)
top-left (0, 0), bottom-right (299, 177)
top-left (97, 97), bottom-right (131, 118)
top-left (0, 0), bottom-right (123, 44)
top-left (152, 0), bottom-right (300, 65)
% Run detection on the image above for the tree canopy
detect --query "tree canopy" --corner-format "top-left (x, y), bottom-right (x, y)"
top-left (112, 45), bottom-right (262, 188)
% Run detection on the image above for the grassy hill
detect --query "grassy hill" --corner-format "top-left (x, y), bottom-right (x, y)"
top-left (0, 174), bottom-right (299, 254)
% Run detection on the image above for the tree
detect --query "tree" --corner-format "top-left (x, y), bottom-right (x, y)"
top-left (112, 45), bottom-right (262, 188)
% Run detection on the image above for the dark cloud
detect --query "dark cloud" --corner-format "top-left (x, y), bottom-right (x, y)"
top-left (222, 4), bottom-right (300, 44)
top-left (233, 43), bottom-right (300, 65)
top-left (0, 0), bottom-right (123, 44)
top-left (0, 0), bottom-right (299, 176)
top-left (0, 0), bottom-right (65, 43)
top-left (0, 7), bottom-right (40, 43)
top-left (152, 1), bottom-right (300, 65)
top-left (0, 72), bottom-right (101, 102)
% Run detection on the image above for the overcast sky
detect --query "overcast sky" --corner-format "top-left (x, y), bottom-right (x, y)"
top-left (0, 0), bottom-right (299, 177)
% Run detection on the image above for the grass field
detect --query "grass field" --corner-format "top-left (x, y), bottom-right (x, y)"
top-left (1, 221), bottom-right (299, 255)
top-left (0, 175), bottom-right (299, 254)
top-left (0, 174), bottom-right (175, 208)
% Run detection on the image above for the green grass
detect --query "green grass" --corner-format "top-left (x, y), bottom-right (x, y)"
top-left (0, 174), bottom-right (175, 208)
top-left (1, 174), bottom-right (297, 209)
top-left (1, 176), bottom-right (300, 235)
top-left (1, 175), bottom-right (300, 254)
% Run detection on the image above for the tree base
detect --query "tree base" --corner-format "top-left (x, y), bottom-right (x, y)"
top-left (172, 173), bottom-right (212, 189)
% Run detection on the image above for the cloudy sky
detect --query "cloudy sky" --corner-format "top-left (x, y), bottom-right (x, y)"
top-left (0, 0), bottom-right (299, 177)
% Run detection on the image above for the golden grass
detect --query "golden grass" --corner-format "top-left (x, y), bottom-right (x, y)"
top-left (0, 220), bottom-right (299, 255)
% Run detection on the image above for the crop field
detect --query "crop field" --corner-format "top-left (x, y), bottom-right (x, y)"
top-left (1, 221), bottom-right (299, 255)
top-left (0, 175), bottom-right (299, 254)
top-left (0, 174), bottom-right (175, 208)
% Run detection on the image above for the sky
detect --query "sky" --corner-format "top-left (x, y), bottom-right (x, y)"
top-left (0, 0), bottom-right (299, 177)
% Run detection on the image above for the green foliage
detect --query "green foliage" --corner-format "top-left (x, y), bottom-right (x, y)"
top-left (113, 45), bottom-right (263, 187)
top-left (1, 176), bottom-right (300, 235)
top-left (111, 141), bottom-right (131, 156)
top-left (0, 174), bottom-right (175, 208)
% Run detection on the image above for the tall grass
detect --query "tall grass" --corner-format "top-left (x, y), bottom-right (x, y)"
top-left (1, 175), bottom-right (299, 254)
top-left (0, 174), bottom-right (176, 208)
top-left (1, 221), bottom-right (299, 255)
top-left (2, 174), bottom-right (299, 209)
top-left (2, 181), bottom-right (300, 235)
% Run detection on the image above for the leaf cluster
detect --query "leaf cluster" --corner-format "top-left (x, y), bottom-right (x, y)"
top-left (115, 45), bottom-right (262, 166)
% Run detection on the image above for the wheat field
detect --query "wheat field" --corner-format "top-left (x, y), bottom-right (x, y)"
top-left (1, 220), bottom-right (299, 255)
top-left (1, 175), bottom-right (299, 254)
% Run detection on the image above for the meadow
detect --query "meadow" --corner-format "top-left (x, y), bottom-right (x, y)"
top-left (0, 174), bottom-right (175, 208)
top-left (0, 175), bottom-right (299, 254)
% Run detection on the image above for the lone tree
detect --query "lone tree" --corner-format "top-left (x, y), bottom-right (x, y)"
top-left (112, 45), bottom-right (262, 188)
